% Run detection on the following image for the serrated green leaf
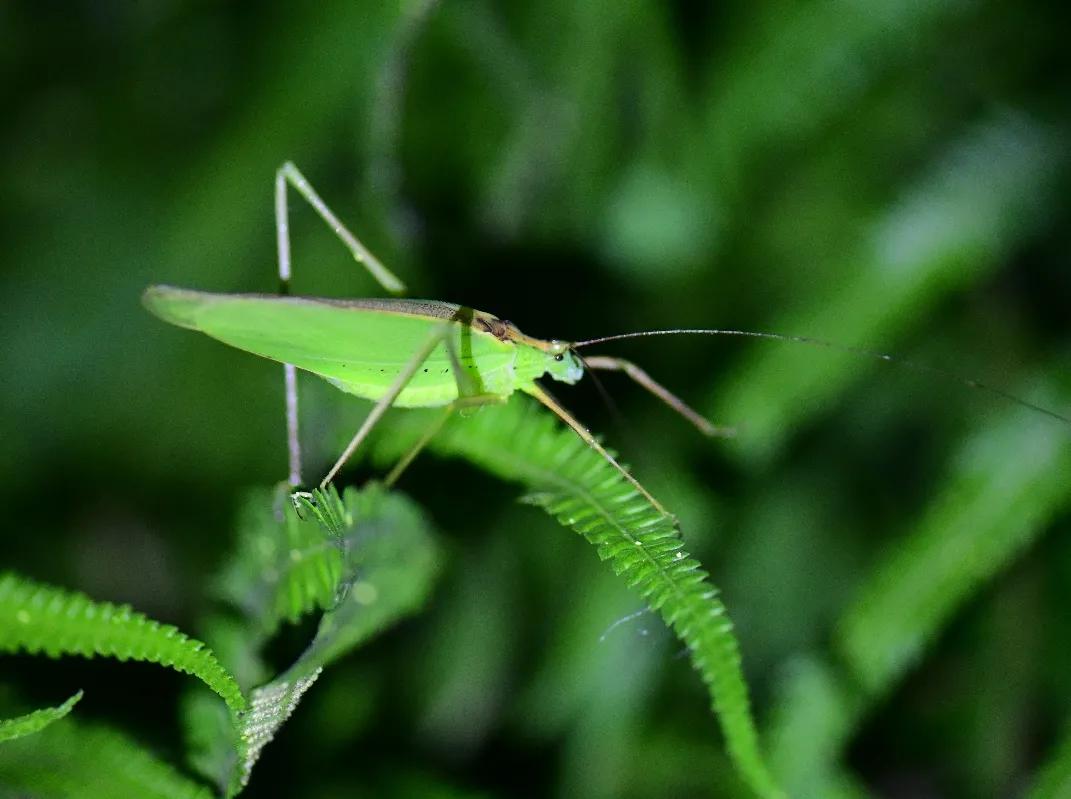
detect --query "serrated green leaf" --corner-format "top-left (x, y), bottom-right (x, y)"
top-left (184, 484), bottom-right (352, 793)
top-left (0, 572), bottom-right (246, 715)
top-left (0, 690), bottom-right (82, 743)
top-left (292, 484), bottom-right (351, 537)
top-left (225, 483), bottom-right (441, 797)
top-left (375, 396), bottom-right (781, 799)
top-left (228, 667), bottom-right (324, 797)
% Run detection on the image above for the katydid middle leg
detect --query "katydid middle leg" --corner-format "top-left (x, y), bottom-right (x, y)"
top-left (274, 161), bottom-right (408, 486)
top-left (383, 393), bottom-right (506, 487)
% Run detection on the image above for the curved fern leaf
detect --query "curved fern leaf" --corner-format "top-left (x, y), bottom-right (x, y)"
top-left (0, 572), bottom-right (246, 714)
top-left (375, 396), bottom-right (781, 799)
top-left (836, 386), bottom-right (1071, 696)
top-left (0, 690), bottom-right (82, 743)
top-left (226, 484), bottom-right (441, 797)
top-left (0, 716), bottom-right (213, 799)
top-left (183, 480), bottom-right (348, 784)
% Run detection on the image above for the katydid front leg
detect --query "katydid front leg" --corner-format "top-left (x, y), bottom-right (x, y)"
top-left (274, 161), bottom-right (407, 486)
top-left (524, 384), bottom-right (670, 516)
top-left (582, 355), bottom-right (735, 438)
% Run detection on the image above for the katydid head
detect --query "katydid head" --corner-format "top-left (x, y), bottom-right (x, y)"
top-left (545, 341), bottom-right (584, 385)
top-left (507, 327), bottom-right (583, 386)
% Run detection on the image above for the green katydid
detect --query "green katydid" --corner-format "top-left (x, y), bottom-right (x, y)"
top-left (143, 163), bottom-right (723, 510)
top-left (143, 162), bottom-right (1071, 505)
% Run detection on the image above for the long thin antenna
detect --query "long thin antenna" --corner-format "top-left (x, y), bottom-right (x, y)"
top-left (572, 328), bottom-right (1071, 428)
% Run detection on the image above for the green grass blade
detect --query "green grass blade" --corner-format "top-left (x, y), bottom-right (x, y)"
top-left (764, 656), bottom-right (865, 796)
top-left (226, 484), bottom-right (441, 797)
top-left (712, 115), bottom-right (1062, 465)
top-left (0, 690), bottom-right (82, 743)
top-left (376, 397), bottom-right (782, 799)
top-left (0, 572), bottom-right (246, 715)
top-left (836, 381), bottom-right (1071, 695)
top-left (0, 717), bottom-right (213, 799)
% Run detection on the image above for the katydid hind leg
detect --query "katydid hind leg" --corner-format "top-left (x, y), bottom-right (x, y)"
top-left (277, 162), bottom-right (406, 295)
top-left (320, 323), bottom-right (453, 488)
top-left (384, 394), bottom-right (505, 488)
top-left (275, 167), bottom-right (302, 485)
top-left (274, 161), bottom-right (409, 486)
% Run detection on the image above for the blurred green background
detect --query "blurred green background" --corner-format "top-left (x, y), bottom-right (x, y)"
top-left (2, 1), bottom-right (1070, 797)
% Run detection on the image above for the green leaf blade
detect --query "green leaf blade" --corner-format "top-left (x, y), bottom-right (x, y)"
top-left (216, 484), bottom-right (346, 638)
top-left (0, 717), bottom-right (214, 799)
top-left (836, 384), bottom-right (1071, 696)
top-left (225, 484), bottom-right (441, 796)
top-left (378, 397), bottom-right (782, 799)
top-left (0, 690), bottom-right (82, 743)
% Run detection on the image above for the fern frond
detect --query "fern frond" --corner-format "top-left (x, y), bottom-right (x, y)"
top-left (0, 690), bottom-right (82, 743)
top-left (836, 389), bottom-right (1071, 695)
top-left (185, 485), bottom-right (353, 793)
top-left (0, 717), bottom-right (213, 799)
top-left (0, 572), bottom-right (246, 715)
top-left (375, 397), bottom-right (781, 799)
top-left (225, 484), bottom-right (441, 796)
top-left (215, 484), bottom-right (345, 635)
